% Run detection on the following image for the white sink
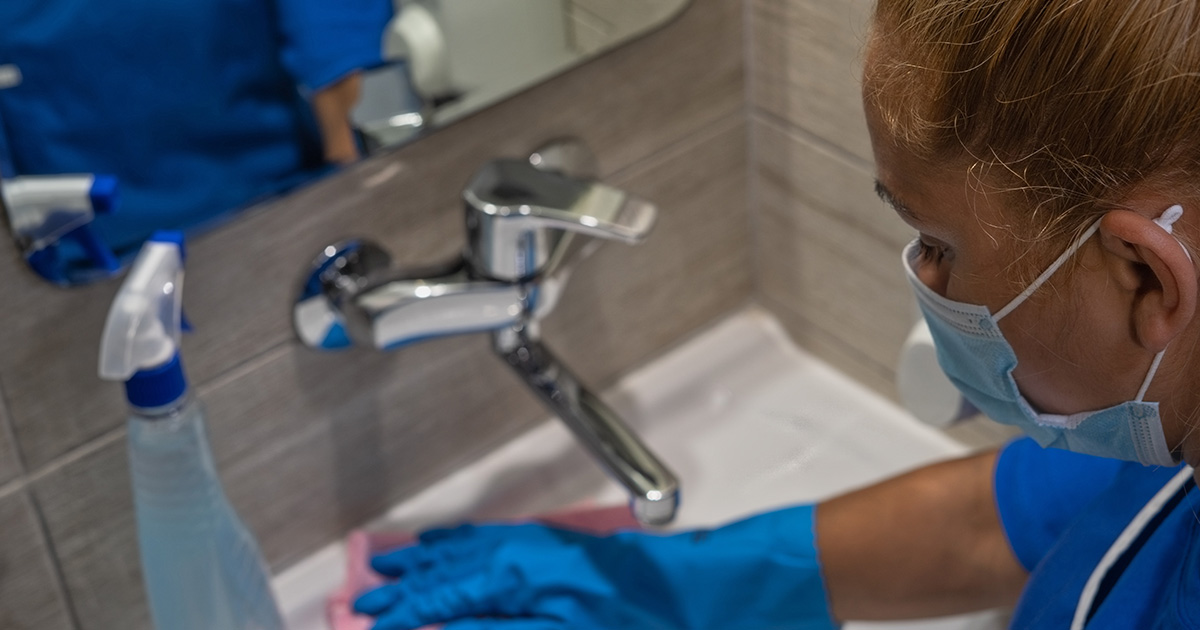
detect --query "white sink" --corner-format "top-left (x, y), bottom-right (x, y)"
top-left (274, 306), bottom-right (1008, 630)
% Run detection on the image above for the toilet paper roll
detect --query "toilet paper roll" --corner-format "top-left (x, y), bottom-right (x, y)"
top-left (897, 319), bottom-right (973, 427)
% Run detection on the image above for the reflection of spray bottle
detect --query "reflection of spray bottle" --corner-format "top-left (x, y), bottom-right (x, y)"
top-left (99, 232), bottom-right (284, 630)
top-left (0, 95), bottom-right (121, 283)
top-left (2, 174), bottom-right (121, 281)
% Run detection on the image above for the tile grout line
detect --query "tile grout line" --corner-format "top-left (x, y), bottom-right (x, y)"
top-left (754, 106), bottom-right (876, 173)
top-left (594, 296), bottom-right (759, 393)
top-left (606, 105), bottom-right (746, 185)
top-left (748, 111), bottom-right (914, 254)
top-left (743, 0), bottom-right (767, 304)
top-left (759, 165), bottom-right (911, 253)
top-left (0, 476), bottom-right (22, 500)
top-left (24, 425), bottom-right (125, 485)
top-left (0, 374), bottom-right (30, 478)
top-left (0, 361), bottom-right (96, 629)
top-left (759, 293), bottom-right (897, 383)
top-left (193, 337), bottom-right (294, 398)
top-left (21, 478), bottom-right (86, 630)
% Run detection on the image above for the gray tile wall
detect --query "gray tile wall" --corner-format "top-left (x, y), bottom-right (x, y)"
top-left (0, 485), bottom-right (74, 630)
top-left (0, 400), bottom-right (21, 485)
top-left (0, 1), bottom-right (749, 628)
top-left (746, 0), bottom-right (1021, 448)
top-left (748, 0), bottom-right (915, 396)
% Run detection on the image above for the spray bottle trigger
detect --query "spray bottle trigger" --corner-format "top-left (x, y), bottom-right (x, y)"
top-left (98, 231), bottom-right (186, 382)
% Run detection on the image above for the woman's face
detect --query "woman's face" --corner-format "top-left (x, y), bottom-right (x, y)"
top-left (862, 90), bottom-right (1158, 420)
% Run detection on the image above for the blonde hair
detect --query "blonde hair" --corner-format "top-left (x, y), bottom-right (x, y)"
top-left (866, 0), bottom-right (1200, 247)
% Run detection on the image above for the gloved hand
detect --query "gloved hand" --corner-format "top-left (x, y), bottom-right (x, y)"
top-left (353, 504), bottom-right (841, 630)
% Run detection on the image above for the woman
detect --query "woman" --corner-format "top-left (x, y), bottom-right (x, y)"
top-left (354, 1), bottom-right (1200, 628)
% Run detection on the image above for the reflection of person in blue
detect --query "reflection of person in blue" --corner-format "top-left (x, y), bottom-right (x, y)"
top-left (0, 0), bottom-right (392, 281)
top-left (349, 2), bottom-right (1200, 630)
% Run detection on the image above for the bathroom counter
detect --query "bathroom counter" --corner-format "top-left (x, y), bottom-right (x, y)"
top-left (274, 306), bottom-right (1007, 630)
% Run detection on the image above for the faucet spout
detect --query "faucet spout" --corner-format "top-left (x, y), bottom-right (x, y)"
top-left (494, 326), bottom-right (680, 526)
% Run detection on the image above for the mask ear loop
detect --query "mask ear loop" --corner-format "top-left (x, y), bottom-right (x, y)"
top-left (1154, 204), bottom-right (1185, 235)
top-left (994, 220), bottom-right (1103, 321)
top-left (1154, 204), bottom-right (1193, 262)
top-left (996, 204), bottom-right (1194, 323)
top-left (1134, 351), bottom-right (1166, 402)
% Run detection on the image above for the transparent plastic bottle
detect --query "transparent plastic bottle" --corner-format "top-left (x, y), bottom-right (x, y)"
top-left (100, 232), bottom-right (284, 630)
top-left (128, 395), bottom-right (284, 630)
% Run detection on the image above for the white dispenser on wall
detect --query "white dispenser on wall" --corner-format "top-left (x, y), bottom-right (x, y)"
top-left (99, 231), bottom-right (284, 630)
top-left (897, 319), bottom-right (976, 427)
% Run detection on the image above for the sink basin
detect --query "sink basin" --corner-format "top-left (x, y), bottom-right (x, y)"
top-left (274, 306), bottom-right (1008, 630)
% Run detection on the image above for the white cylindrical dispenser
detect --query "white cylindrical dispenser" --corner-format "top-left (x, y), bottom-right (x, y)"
top-left (896, 319), bottom-right (976, 427)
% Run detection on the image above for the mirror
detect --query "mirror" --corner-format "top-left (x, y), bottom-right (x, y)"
top-left (0, 0), bottom-right (690, 285)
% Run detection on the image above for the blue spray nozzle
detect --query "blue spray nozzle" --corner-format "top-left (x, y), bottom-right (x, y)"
top-left (67, 224), bottom-right (120, 273)
top-left (124, 353), bottom-right (187, 408)
top-left (149, 230), bottom-right (186, 261)
top-left (88, 175), bottom-right (119, 215)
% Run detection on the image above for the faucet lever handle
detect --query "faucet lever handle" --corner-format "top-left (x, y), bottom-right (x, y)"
top-left (463, 159), bottom-right (657, 244)
top-left (527, 184), bottom-right (656, 244)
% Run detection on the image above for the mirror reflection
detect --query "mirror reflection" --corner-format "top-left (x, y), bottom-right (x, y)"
top-left (0, 0), bottom-right (688, 285)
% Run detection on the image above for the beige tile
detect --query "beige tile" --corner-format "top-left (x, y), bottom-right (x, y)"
top-left (752, 109), bottom-right (918, 385)
top-left (543, 115), bottom-right (753, 384)
top-left (0, 236), bottom-right (125, 471)
top-left (0, 400), bottom-right (20, 484)
top-left (761, 294), bottom-right (899, 399)
top-left (0, 485), bottom-right (76, 630)
top-left (210, 340), bottom-right (541, 569)
top-left (756, 191), bottom-right (917, 372)
top-left (751, 114), bottom-right (912, 249)
top-left (749, 0), bottom-right (876, 160)
top-left (31, 437), bottom-right (148, 630)
top-left (0, 0), bottom-right (745, 470)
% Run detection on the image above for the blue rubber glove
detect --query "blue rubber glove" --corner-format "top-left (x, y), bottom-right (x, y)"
top-left (353, 505), bottom-right (841, 630)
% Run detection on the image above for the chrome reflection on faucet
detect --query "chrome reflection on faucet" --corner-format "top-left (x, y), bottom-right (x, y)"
top-left (293, 141), bottom-right (680, 526)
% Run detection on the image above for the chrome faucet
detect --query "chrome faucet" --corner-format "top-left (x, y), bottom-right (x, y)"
top-left (293, 141), bottom-right (680, 525)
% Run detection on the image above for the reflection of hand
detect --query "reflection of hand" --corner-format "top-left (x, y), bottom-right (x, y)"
top-left (353, 506), bottom-right (840, 630)
top-left (312, 72), bottom-right (363, 165)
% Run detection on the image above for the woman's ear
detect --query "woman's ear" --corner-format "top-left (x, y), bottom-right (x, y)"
top-left (1098, 208), bottom-right (1198, 352)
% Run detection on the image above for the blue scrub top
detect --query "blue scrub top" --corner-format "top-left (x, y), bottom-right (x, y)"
top-left (995, 437), bottom-right (1199, 628)
top-left (0, 0), bottom-right (391, 275)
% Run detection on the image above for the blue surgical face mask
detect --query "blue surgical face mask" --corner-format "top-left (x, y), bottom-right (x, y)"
top-left (903, 205), bottom-right (1190, 467)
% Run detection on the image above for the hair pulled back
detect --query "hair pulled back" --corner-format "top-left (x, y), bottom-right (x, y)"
top-left (867, 0), bottom-right (1200, 242)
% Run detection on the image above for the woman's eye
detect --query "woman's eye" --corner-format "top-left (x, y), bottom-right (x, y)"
top-left (917, 239), bottom-right (948, 264)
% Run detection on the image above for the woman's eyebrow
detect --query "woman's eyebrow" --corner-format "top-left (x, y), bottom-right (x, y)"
top-left (874, 180), bottom-right (920, 222)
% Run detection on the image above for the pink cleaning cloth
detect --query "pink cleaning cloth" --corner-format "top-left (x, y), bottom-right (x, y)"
top-left (327, 504), bottom-right (641, 630)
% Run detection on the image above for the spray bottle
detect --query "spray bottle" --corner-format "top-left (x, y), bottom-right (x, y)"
top-left (99, 231), bottom-right (284, 630)
top-left (2, 173), bottom-right (121, 282)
